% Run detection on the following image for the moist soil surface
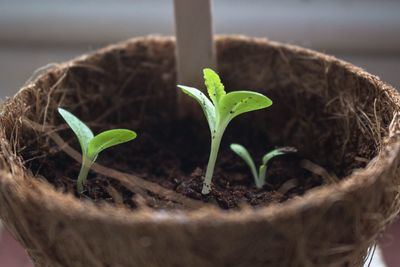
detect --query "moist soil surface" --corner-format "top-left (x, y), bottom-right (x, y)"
top-left (30, 117), bottom-right (324, 210)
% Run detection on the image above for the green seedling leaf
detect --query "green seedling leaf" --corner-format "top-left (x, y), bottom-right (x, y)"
top-left (203, 68), bottom-right (226, 106)
top-left (178, 68), bottom-right (272, 194)
top-left (58, 108), bottom-right (94, 154)
top-left (178, 85), bottom-right (216, 133)
top-left (88, 129), bottom-right (137, 159)
top-left (230, 144), bottom-right (258, 180)
top-left (58, 108), bottom-right (137, 194)
top-left (262, 147), bottom-right (297, 165)
top-left (219, 91), bottom-right (272, 123)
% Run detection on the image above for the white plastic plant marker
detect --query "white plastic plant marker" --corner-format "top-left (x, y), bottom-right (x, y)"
top-left (173, 0), bottom-right (216, 114)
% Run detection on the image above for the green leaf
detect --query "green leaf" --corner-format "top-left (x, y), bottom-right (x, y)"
top-left (203, 68), bottom-right (226, 106)
top-left (262, 147), bottom-right (297, 165)
top-left (219, 91), bottom-right (272, 122)
top-left (87, 129), bottom-right (137, 159)
top-left (177, 85), bottom-right (216, 133)
top-left (230, 143), bottom-right (258, 181)
top-left (58, 107), bottom-right (94, 154)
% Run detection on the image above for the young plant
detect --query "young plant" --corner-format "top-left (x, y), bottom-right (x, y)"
top-left (230, 144), bottom-right (297, 188)
top-left (58, 108), bottom-right (137, 194)
top-left (178, 68), bottom-right (273, 194)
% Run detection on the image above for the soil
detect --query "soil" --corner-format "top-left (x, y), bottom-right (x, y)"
top-left (27, 117), bottom-right (324, 210)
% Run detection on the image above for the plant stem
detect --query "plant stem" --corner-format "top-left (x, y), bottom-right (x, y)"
top-left (77, 158), bottom-right (91, 194)
top-left (257, 165), bottom-right (267, 189)
top-left (202, 130), bottom-right (224, 194)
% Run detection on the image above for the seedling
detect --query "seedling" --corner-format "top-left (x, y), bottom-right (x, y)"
top-left (230, 144), bottom-right (297, 188)
top-left (178, 68), bottom-right (272, 194)
top-left (58, 108), bottom-right (137, 193)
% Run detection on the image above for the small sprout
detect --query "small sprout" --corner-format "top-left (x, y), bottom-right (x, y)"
top-left (230, 144), bottom-right (297, 189)
top-left (58, 108), bottom-right (137, 194)
top-left (178, 68), bottom-right (272, 194)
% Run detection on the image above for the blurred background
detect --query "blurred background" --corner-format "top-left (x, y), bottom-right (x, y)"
top-left (0, 0), bottom-right (399, 266)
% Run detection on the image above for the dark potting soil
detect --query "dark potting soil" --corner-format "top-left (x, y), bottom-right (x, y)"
top-left (31, 117), bottom-right (324, 210)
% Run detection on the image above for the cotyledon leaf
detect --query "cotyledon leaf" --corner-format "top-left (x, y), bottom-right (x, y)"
top-left (87, 129), bottom-right (137, 160)
top-left (203, 68), bottom-right (226, 106)
top-left (230, 143), bottom-right (258, 181)
top-left (177, 85), bottom-right (216, 133)
top-left (58, 107), bottom-right (94, 154)
top-left (219, 91), bottom-right (273, 122)
top-left (262, 147), bottom-right (298, 165)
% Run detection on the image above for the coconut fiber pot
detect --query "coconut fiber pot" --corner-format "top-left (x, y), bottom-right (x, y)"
top-left (1, 36), bottom-right (400, 267)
